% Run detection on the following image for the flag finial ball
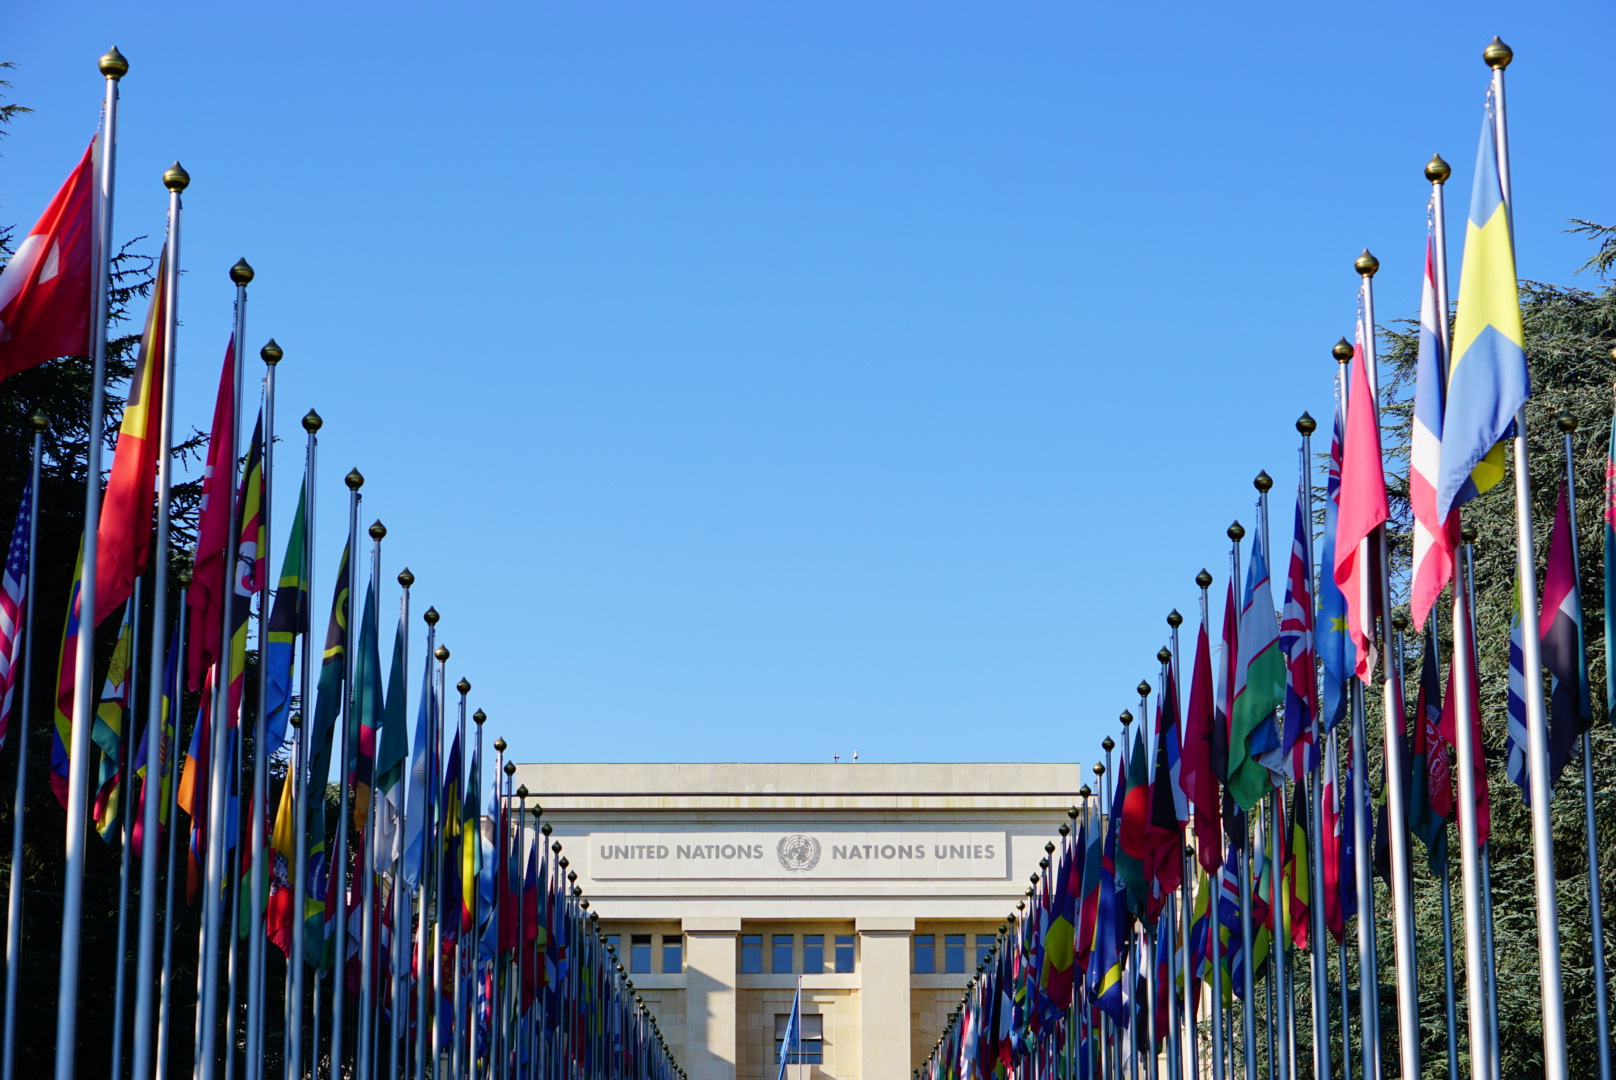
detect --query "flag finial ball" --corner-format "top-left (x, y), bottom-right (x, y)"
top-left (260, 339), bottom-right (282, 365)
top-left (1167, 609), bottom-right (1183, 629)
top-left (423, 606), bottom-right (439, 626)
top-left (176, 566), bottom-right (193, 589)
top-left (457, 677), bottom-right (471, 695)
top-left (1254, 469), bottom-right (1272, 493)
top-left (1333, 337), bottom-right (1354, 363)
top-left (1045, 841), bottom-right (1056, 854)
top-left (1095, 756), bottom-right (1108, 772)
top-left (434, 645), bottom-right (449, 662)
top-left (473, 709), bottom-right (487, 727)
top-left (1079, 785), bottom-right (1092, 799)
top-left (1228, 520), bottom-right (1245, 542)
top-left (493, 736), bottom-right (506, 752)
top-left (369, 519), bottom-right (386, 541)
top-left (230, 258), bottom-right (254, 286)
top-left (1157, 646), bottom-right (1172, 665)
top-left (1196, 568), bottom-right (1213, 589)
top-left (345, 468), bottom-right (364, 490)
top-left (99, 47), bottom-right (129, 79)
top-left (1484, 36), bottom-right (1513, 69)
top-left (505, 762), bottom-right (517, 777)
top-left (30, 409), bottom-right (48, 433)
top-left (163, 161), bottom-right (190, 192)
top-left (1391, 612), bottom-right (1408, 632)
top-left (1425, 153), bottom-right (1452, 185)
top-left (1137, 680), bottom-right (1151, 699)
top-left (1119, 709), bottom-right (1133, 726)
top-left (1461, 522), bottom-right (1479, 544)
top-left (1556, 410), bottom-right (1578, 434)
top-left (302, 409), bottom-right (322, 433)
top-left (1355, 249), bottom-right (1379, 277)
top-left (1297, 411), bottom-right (1316, 436)
top-left (398, 567), bottom-right (414, 588)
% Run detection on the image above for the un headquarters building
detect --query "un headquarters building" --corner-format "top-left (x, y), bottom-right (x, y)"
top-left (508, 763), bottom-right (1083, 1080)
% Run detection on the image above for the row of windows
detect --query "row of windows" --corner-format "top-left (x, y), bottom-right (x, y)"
top-left (604, 931), bottom-right (997, 976)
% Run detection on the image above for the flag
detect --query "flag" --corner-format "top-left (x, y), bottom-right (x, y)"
top-left (438, 727), bottom-right (463, 941)
top-left (262, 480), bottom-right (309, 755)
top-left (1436, 91), bottom-right (1530, 522)
top-left (1321, 735), bottom-right (1346, 943)
top-left (1116, 719), bottom-right (1150, 914)
top-left (0, 476), bottom-right (34, 749)
top-left (1075, 817), bottom-right (1100, 975)
top-left (1216, 851), bottom-right (1245, 1003)
top-left (1214, 576), bottom-right (1237, 785)
top-left (1229, 513), bottom-right (1283, 810)
top-left (777, 985), bottom-right (802, 1080)
top-left (131, 622), bottom-right (179, 856)
top-left (1263, 487), bottom-right (1315, 780)
top-left (267, 765), bottom-right (298, 956)
top-left (1145, 671), bottom-right (1184, 908)
top-left (1505, 582), bottom-right (1532, 804)
top-left (0, 141), bottom-right (95, 383)
top-left (49, 536), bottom-right (85, 808)
top-left (178, 670), bottom-right (215, 901)
top-left (1318, 405), bottom-right (1353, 732)
top-left (1284, 784), bottom-right (1309, 950)
top-left (187, 339), bottom-right (238, 688)
top-left (1410, 230), bottom-right (1456, 629)
top-left (1088, 756), bottom-right (1128, 1020)
top-left (1440, 615), bottom-right (1490, 844)
top-left (1338, 735), bottom-right (1361, 927)
top-left (375, 605), bottom-right (410, 866)
top-left (91, 604), bottom-right (135, 839)
top-left (401, 639), bottom-right (436, 889)
top-left (461, 734), bottom-right (482, 934)
top-left (1182, 609), bottom-right (1221, 874)
top-left (1038, 837), bottom-right (1077, 1009)
top-left (225, 413), bottom-right (265, 731)
top-left (1334, 304), bottom-right (1387, 683)
top-left (93, 248), bottom-right (168, 627)
top-left (1541, 481), bottom-right (1592, 784)
top-left (304, 542), bottom-right (351, 820)
top-left (1187, 866), bottom-right (1212, 1014)
top-left (351, 579), bottom-right (382, 828)
top-left (1408, 631), bottom-right (1451, 875)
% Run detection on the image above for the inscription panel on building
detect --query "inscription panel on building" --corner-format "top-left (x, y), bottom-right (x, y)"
top-left (587, 831), bottom-right (1009, 880)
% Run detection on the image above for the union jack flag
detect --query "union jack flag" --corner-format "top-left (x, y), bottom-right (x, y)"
top-left (0, 478), bottom-right (33, 749)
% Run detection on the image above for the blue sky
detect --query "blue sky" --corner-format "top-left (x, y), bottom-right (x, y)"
top-left (7, 3), bottom-right (1614, 767)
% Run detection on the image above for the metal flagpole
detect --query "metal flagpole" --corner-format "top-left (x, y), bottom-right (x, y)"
top-left (290, 410), bottom-right (321, 1080)
top-left (359, 521), bottom-right (386, 1080)
top-left (111, 582), bottom-right (143, 1079)
top-left (199, 257), bottom-right (253, 1080)
top-left (157, 579), bottom-right (189, 1080)
top-left (390, 570), bottom-right (413, 1080)
top-left (56, 49), bottom-right (126, 1080)
top-left (468, 707), bottom-right (486, 1080)
top-left (1479, 839), bottom-right (1501, 1080)
top-left (430, 641), bottom-right (449, 1080)
top-left (1295, 416), bottom-right (1331, 1080)
top-left (1347, 679), bottom-right (1379, 1080)
top-left (1439, 853), bottom-right (1459, 1080)
top-left (226, 690), bottom-right (247, 1080)
top-left (1262, 814), bottom-right (1274, 1080)
top-left (1267, 795), bottom-right (1283, 1080)
top-left (246, 338), bottom-right (280, 1080)
top-left (415, 610), bottom-right (440, 1080)
top-left (1487, 40), bottom-right (1569, 1080)
top-left (1356, 251), bottom-right (1422, 1080)
top-left (1148, 654), bottom-right (1178, 1080)
top-left (132, 163), bottom-right (185, 1080)
top-left (1168, 611), bottom-right (1199, 1080)
top-left (1227, 527), bottom-right (1256, 1080)
top-left (2, 410), bottom-right (45, 1080)
top-left (1195, 571), bottom-right (1225, 1080)
top-left (334, 470), bottom-right (363, 1079)
top-left (451, 680), bottom-right (469, 1080)
top-left (1555, 412), bottom-right (1612, 1079)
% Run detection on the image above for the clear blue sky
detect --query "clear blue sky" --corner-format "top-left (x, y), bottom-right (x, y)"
top-left (8, 4), bottom-right (1614, 766)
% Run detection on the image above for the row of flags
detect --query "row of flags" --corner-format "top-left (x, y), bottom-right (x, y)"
top-left (0, 48), bottom-right (685, 1080)
top-left (923, 38), bottom-right (1598, 1080)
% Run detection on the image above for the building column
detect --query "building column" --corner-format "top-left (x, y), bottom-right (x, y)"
top-left (857, 916), bottom-right (914, 1080)
top-left (684, 917), bottom-right (741, 1080)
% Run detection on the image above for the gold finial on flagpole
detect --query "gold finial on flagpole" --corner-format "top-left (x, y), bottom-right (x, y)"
top-left (369, 520), bottom-right (386, 541)
top-left (1556, 411), bottom-right (1577, 434)
top-left (1157, 647), bottom-right (1172, 665)
top-left (99, 47), bottom-right (129, 79)
top-left (434, 645), bottom-right (449, 662)
top-left (423, 606), bottom-right (439, 626)
top-left (163, 162), bottom-right (189, 192)
top-left (261, 339), bottom-right (282, 366)
top-left (456, 678), bottom-right (470, 695)
top-left (1484, 37), bottom-right (1513, 69)
top-left (398, 568), bottom-right (415, 588)
top-left (230, 258), bottom-right (254, 285)
top-left (30, 409), bottom-right (48, 433)
top-left (1355, 249), bottom-right (1379, 277)
top-left (474, 709), bottom-right (487, 726)
top-left (303, 409), bottom-right (323, 432)
top-left (1167, 609), bottom-right (1182, 628)
top-left (1254, 470), bottom-right (1273, 493)
top-left (1228, 520), bottom-right (1245, 542)
top-left (1333, 338), bottom-right (1353, 363)
top-left (1196, 568), bottom-right (1213, 589)
top-left (1425, 154), bottom-right (1451, 184)
top-left (345, 468), bottom-right (364, 490)
top-left (1297, 411), bottom-right (1316, 435)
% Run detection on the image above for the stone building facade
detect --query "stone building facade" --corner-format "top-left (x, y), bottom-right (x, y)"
top-left (507, 763), bottom-right (1082, 1080)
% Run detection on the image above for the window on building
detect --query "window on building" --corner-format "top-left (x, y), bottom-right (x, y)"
top-left (606, 934), bottom-right (621, 958)
top-left (976, 934), bottom-right (995, 970)
top-left (944, 934), bottom-right (966, 974)
top-left (741, 935), bottom-right (763, 974)
top-left (914, 934), bottom-right (935, 974)
top-left (775, 1013), bottom-right (825, 1065)
top-left (662, 935), bottom-right (683, 974)
top-left (802, 934), bottom-right (824, 974)
top-left (773, 934), bottom-right (794, 974)
top-left (834, 935), bottom-right (855, 973)
top-left (630, 935), bottom-right (652, 974)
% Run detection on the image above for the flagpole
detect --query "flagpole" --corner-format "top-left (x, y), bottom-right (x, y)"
top-left (390, 570), bottom-right (413, 1080)
top-left (243, 338), bottom-right (280, 1080)
top-left (1552, 411), bottom-right (1613, 1080)
top-left (415, 610), bottom-right (440, 1080)
top-left (157, 575), bottom-right (189, 1080)
top-left (359, 521), bottom-right (386, 1080)
top-left (1224, 523), bottom-right (1256, 1080)
top-left (467, 686), bottom-right (483, 1080)
top-left (1333, 735), bottom-right (1349, 1080)
top-left (55, 49), bottom-right (127, 1080)
top-left (1252, 477), bottom-right (1290, 1080)
top-left (1193, 572), bottom-right (1225, 1080)
top-left (430, 641), bottom-right (449, 1080)
top-left (1167, 614), bottom-right (1199, 1080)
top-left (333, 471), bottom-right (363, 1079)
top-left (1, 410), bottom-right (45, 1080)
top-left (289, 410), bottom-right (321, 1080)
top-left (451, 680), bottom-right (467, 1080)
top-left (108, 583), bottom-right (142, 1080)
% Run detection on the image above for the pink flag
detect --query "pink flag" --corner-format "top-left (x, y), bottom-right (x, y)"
top-left (186, 339), bottom-right (237, 689)
top-left (1333, 314), bottom-right (1387, 682)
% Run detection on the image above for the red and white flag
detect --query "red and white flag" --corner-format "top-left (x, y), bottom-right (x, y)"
top-left (1409, 230), bottom-right (1456, 629)
top-left (0, 141), bottom-right (96, 383)
top-left (1333, 298), bottom-right (1387, 682)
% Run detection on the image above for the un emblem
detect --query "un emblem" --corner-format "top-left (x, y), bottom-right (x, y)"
top-left (776, 834), bottom-right (821, 872)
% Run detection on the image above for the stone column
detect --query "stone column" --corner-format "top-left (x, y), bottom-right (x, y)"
top-left (684, 917), bottom-right (741, 1080)
top-left (857, 916), bottom-right (914, 1080)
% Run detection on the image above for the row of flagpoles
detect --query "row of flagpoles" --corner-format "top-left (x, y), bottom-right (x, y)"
top-left (919, 37), bottom-right (1602, 1080)
top-left (0, 48), bottom-right (685, 1080)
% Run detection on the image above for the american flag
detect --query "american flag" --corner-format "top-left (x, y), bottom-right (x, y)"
top-left (0, 478), bottom-right (33, 749)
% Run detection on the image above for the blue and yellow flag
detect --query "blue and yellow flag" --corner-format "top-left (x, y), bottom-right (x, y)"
top-left (1436, 91), bottom-right (1529, 520)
